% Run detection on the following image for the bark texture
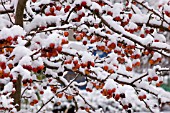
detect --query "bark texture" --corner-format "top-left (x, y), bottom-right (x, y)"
top-left (13, 0), bottom-right (27, 111)
top-left (15, 0), bottom-right (27, 27)
top-left (12, 75), bottom-right (22, 111)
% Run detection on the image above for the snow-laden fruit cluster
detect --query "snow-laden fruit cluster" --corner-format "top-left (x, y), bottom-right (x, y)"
top-left (0, 0), bottom-right (170, 113)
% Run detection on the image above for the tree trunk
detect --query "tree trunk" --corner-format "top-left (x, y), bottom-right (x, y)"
top-left (12, 75), bottom-right (22, 111)
top-left (15, 0), bottom-right (27, 27)
top-left (13, 0), bottom-right (27, 111)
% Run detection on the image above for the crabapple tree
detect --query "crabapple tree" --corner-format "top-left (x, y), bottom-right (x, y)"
top-left (0, 0), bottom-right (170, 113)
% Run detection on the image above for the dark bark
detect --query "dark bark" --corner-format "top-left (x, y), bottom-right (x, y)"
top-left (13, 0), bottom-right (27, 111)
top-left (0, 9), bottom-right (14, 14)
top-left (15, 0), bottom-right (27, 27)
top-left (12, 75), bottom-right (22, 111)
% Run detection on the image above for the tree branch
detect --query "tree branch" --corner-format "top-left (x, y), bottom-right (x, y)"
top-left (0, 0), bottom-right (14, 24)
top-left (88, 8), bottom-right (170, 57)
top-left (133, 0), bottom-right (170, 25)
top-left (36, 96), bottom-right (54, 113)
top-left (78, 93), bottom-right (95, 111)
top-left (0, 9), bottom-right (14, 14)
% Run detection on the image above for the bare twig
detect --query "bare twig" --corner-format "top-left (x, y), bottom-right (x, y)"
top-left (65, 7), bottom-right (75, 23)
top-left (73, 97), bottom-right (78, 111)
top-left (26, 26), bottom-right (74, 36)
top-left (57, 74), bottom-right (79, 94)
top-left (36, 96), bottom-right (54, 113)
top-left (21, 87), bottom-right (29, 98)
top-left (131, 73), bottom-right (148, 84)
top-left (0, 0), bottom-right (14, 24)
top-left (134, 88), bottom-right (154, 113)
top-left (79, 93), bottom-right (95, 111)
top-left (133, 0), bottom-right (170, 25)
